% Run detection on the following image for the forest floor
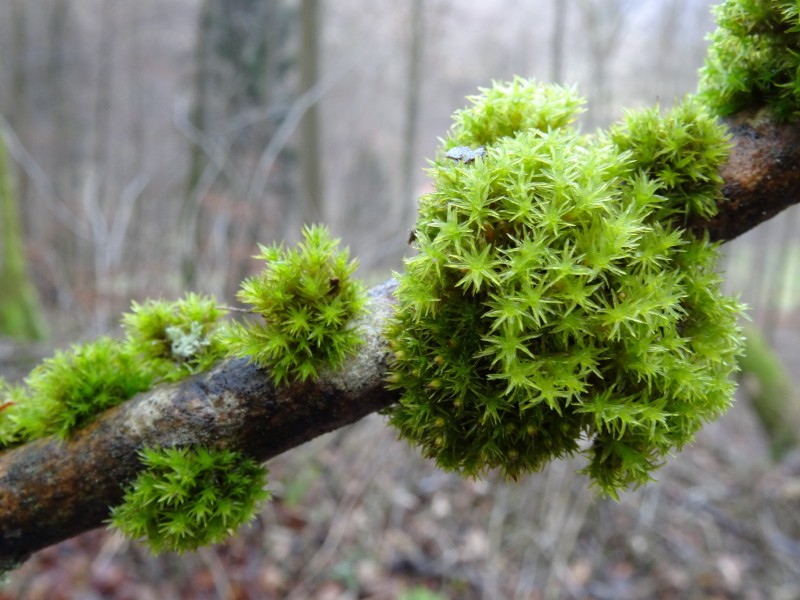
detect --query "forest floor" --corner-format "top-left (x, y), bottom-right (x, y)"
top-left (2, 336), bottom-right (800, 599)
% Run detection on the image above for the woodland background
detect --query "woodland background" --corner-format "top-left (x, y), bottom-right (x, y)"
top-left (1, 0), bottom-right (800, 598)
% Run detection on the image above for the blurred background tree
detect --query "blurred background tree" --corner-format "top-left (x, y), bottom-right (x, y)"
top-left (0, 128), bottom-right (46, 341)
top-left (181, 0), bottom-right (299, 295)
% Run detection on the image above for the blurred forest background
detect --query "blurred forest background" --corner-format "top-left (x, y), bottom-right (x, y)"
top-left (2, 0), bottom-right (800, 598)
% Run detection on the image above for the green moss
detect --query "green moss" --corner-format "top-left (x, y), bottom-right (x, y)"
top-left (448, 77), bottom-right (584, 146)
top-left (226, 224), bottom-right (368, 385)
top-left (109, 446), bottom-right (270, 554)
top-left (0, 378), bottom-right (31, 447)
top-left (0, 293), bottom-right (230, 451)
top-left (699, 0), bottom-right (800, 119)
top-left (4, 338), bottom-right (154, 443)
top-left (122, 292), bottom-right (227, 382)
top-left (387, 80), bottom-right (744, 498)
top-left (607, 98), bottom-right (732, 222)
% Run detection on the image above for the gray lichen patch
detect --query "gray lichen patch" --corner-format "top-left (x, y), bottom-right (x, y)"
top-left (322, 280), bottom-right (398, 395)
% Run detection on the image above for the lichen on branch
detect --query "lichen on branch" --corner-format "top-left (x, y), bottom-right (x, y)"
top-left (122, 292), bottom-right (228, 382)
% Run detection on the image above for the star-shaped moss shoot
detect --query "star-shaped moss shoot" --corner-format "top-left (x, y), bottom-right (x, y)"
top-left (700, 0), bottom-right (800, 120)
top-left (110, 446), bottom-right (270, 554)
top-left (387, 78), bottom-right (744, 498)
top-left (226, 224), bottom-right (367, 385)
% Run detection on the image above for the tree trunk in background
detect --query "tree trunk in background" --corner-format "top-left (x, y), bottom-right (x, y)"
top-left (550, 0), bottom-right (567, 83)
top-left (740, 327), bottom-right (800, 460)
top-left (45, 0), bottom-right (77, 312)
top-left (0, 130), bottom-right (47, 341)
top-left (1, 1), bottom-right (46, 341)
top-left (88, 0), bottom-right (115, 333)
top-left (762, 207), bottom-right (798, 341)
top-left (298, 0), bottom-right (322, 225)
top-left (575, 0), bottom-right (633, 126)
top-left (8, 0), bottom-right (29, 208)
top-left (181, 0), bottom-right (215, 290)
top-left (182, 0), bottom-right (296, 295)
top-left (399, 0), bottom-right (425, 232)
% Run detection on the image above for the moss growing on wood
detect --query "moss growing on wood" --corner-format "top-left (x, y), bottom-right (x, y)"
top-left (122, 292), bottom-right (227, 382)
top-left (0, 293), bottom-right (228, 449)
top-left (109, 446), bottom-right (270, 554)
top-left (226, 224), bottom-right (368, 385)
top-left (700, 0), bottom-right (800, 120)
top-left (387, 79), bottom-right (744, 497)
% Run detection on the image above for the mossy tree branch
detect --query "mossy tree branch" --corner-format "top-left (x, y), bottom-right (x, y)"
top-left (0, 283), bottom-right (399, 570)
top-left (1, 111), bottom-right (799, 568)
top-left (690, 109), bottom-right (800, 241)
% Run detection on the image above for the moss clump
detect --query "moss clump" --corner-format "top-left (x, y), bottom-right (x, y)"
top-left (699, 0), bottom-right (800, 120)
top-left (387, 79), bottom-right (744, 497)
top-left (0, 338), bottom-right (154, 444)
top-left (607, 98), bottom-right (732, 222)
top-left (109, 446), bottom-right (270, 554)
top-left (449, 77), bottom-right (585, 145)
top-left (0, 293), bottom-right (229, 450)
top-left (122, 292), bottom-right (227, 382)
top-left (226, 224), bottom-right (367, 385)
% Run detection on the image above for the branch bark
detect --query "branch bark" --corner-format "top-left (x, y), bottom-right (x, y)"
top-left (2, 111), bottom-right (800, 570)
top-left (690, 109), bottom-right (800, 241)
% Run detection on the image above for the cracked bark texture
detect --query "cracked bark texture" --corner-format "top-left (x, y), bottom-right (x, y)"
top-left (2, 111), bottom-right (800, 570)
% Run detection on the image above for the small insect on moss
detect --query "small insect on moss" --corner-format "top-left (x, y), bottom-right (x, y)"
top-left (445, 145), bottom-right (487, 164)
top-left (328, 277), bottom-right (340, 296)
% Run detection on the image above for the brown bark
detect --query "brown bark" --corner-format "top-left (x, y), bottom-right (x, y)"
top-left (690, 109), bottom-right (800, 242)
top-left (2, 113), bottom-right (800, 569)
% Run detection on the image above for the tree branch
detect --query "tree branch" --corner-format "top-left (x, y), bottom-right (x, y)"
top-left (691, 109), bottom-right (800, 241)
top-left (2, 112), bottom-right (800, 569)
